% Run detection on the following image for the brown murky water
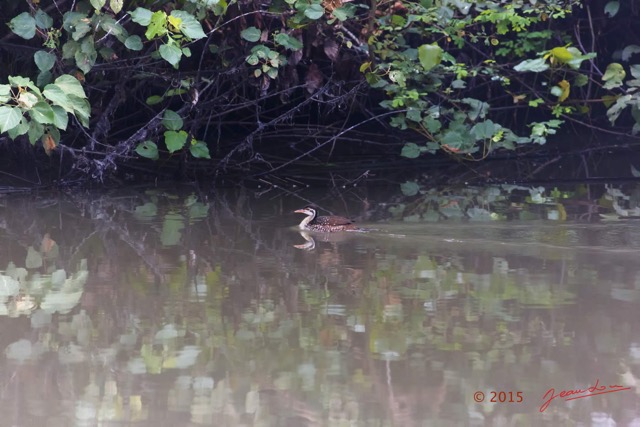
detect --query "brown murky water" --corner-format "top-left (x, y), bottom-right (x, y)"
top-left (0, 185), bottom-right (639, 427)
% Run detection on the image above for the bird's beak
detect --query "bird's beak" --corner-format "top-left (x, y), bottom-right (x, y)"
top-left (294, 209), bottom-right (307, 214)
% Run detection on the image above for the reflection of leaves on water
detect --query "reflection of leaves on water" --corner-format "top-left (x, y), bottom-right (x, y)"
top-left (133, 202), bottom-right (158, 220)
top-left (161, 213), bottom-right (185, 246)
top-left (25, 246), bottom-right (43, 269)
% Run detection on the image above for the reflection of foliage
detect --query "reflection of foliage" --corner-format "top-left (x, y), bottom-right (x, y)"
top-left (389, 183), bottom-right (640, 222)
top-left (0, 187), bottom-right (639, 425)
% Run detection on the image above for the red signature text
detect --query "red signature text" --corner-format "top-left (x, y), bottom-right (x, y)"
top-left (540, 379), bottom-right (631, 412)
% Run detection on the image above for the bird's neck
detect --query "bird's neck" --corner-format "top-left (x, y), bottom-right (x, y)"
top-left (299, 211), bottom-right (316, 229)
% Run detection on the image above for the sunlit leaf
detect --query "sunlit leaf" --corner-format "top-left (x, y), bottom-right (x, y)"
top-left (164, 130), bottom-right (188, 152)
top-left (602, 62), bottom-right (625, 89)
top-left (89, 0), bottom-right (106, 10)
top-left (548, 47), bottom-right (573, 64)
top-left (146, 11), bottom-right (168, 39)
top-left (418, 44), bottom-right (443, 71)
top-left (30, 101), bottom-right (56, 125)
top-left (110, 0), bottom-right (123, 14)
top-left (171, 10), bottom-right (206, 39)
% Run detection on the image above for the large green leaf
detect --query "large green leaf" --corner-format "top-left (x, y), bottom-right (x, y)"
top-left (0, 106), bottom-right (23, 133)
top-left (9, 13), bottom-right (36, 40)
top-left (130, 8), bottom-right (153, 26)
top-left (401, 143), bottom-right (421, 159)
top-left (146, 11), bottom-right (168, 39)
top-left (241, 27), bottom-right (261, 42)
top-left (43, 84), bottom-right (74, 113)
top-left (68, 94), bottom-right (91, 127)
top-left (159, 44), bottom-right (182, 67)
top-left (164, 130), bottom-right (188, 152)
top-left (35, 10), bottom-right (53, 30)
top-left (162, 110), bottom-right (183, 130)
top-left (171, 10), bottom-right (206, 40)
top-left (54, 75), bottom-right (87, 99)
top-left (51, 105), bottom-right (69, 130)
top-left (0, 85), bottom-right (11, 103)
top-left (34, 50), bottom-right (56, 72)
top-left (27, 120), bottom-right (44, 144)
top-left (30, 101), bottom-right (55, 125)
top-left (418, 44), bottom-right (443, 71)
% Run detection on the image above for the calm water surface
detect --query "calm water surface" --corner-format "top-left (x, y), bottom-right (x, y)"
top-left (1, 186), bottom-right (639, 427)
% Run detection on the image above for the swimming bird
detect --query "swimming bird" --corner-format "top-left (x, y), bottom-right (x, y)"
top-left (294, 206), bottom-right (363, 232)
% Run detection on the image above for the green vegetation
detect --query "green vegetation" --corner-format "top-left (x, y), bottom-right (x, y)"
top-left (0, 0), bottom-right (639, 183)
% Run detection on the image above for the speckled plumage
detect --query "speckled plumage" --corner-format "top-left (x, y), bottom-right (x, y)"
top-left (294, 206), bottom-right (362, 232)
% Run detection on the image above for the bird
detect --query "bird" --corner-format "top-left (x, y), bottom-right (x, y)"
top-left (294, 206), bottom-right (364, 232)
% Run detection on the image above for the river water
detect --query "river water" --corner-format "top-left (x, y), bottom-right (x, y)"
top-left (0, 184), bottom-right (639, 427)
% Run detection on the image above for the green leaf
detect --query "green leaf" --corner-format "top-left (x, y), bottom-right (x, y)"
top-left (110, 0), bottom-right (123, 14)
top-left (631, 65), bottom-right (640, 79)
top-left (68, 94), bottom-right (91, 127)
top-left (171, 10), bottom-right (206, 40)
top-left (146, 11), bottom-right (168, 39)
top-left (0, 85), bottom-right (11, 103)
top-left (513, 57), bottom-right (549, 73)
top-left (27, 120), bottom-right (44, 144)
top-left (7, 118), bottom-right (29, 139)
top-left (130, 7), bottom-right (153, 26)
top-left (304, 4), bottom-right (325, 20)
top-left (0, 106), bottom-right (23, 133)
top-left (146, 95), bottom-right (164, 105)
top-left (162, 110), bottom-right (183, 130)
top-left (136, 141), bottom-right (159, 160)
top-left (89, 0), bottom-right (106, 10)
top-left (75, 45), bottom-right (97, 74)
top-left (34, 50), bottom-right (56, 72)
top-left (164, 130), bottom-right (188, 152)
top-left (51, 105), bottom-right (69, 130)
top-left (241, 27), bottom-right (261, 42)
top-left (418, 44), bottom-right (443, 71)
top-left (461, 98), bottom-right (489, 120)
top-left (604, 1), bottom-right (619, 17)
top-left (43, 84), bottom-right (74, 113)
top-left (332, 4), bottom-right (357, 21)
top-left (124, 35), bottom-right (143, 51)
top-left (602, 62), bottom-right (625, 89)
top-left (470, 120), bottom-right (498, 140)
top-left (401, 143), bottom-right (421, 158)
top-left (30, 101), bottom-right (55, 125)
top-left (54, 74), bottom-right (87, 99)
top-left (400, 181), bottom-right (420, 196)
top-left (274, 33), bottom-right (303, 51)
top-left (159, 43), bottom-right (182, 67)
top-left (35, 10), bottom-right (53, 30)
top-left (161, 214), bottom-right (184, 246)
top-left (18, 92), bottom-right (38, 109)
top-left (9, 12), bottom-right (36, 40)
top-left (37, 71), bottom-right (52, 87)
top-left (189, 141), bottom-right (211, 159)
